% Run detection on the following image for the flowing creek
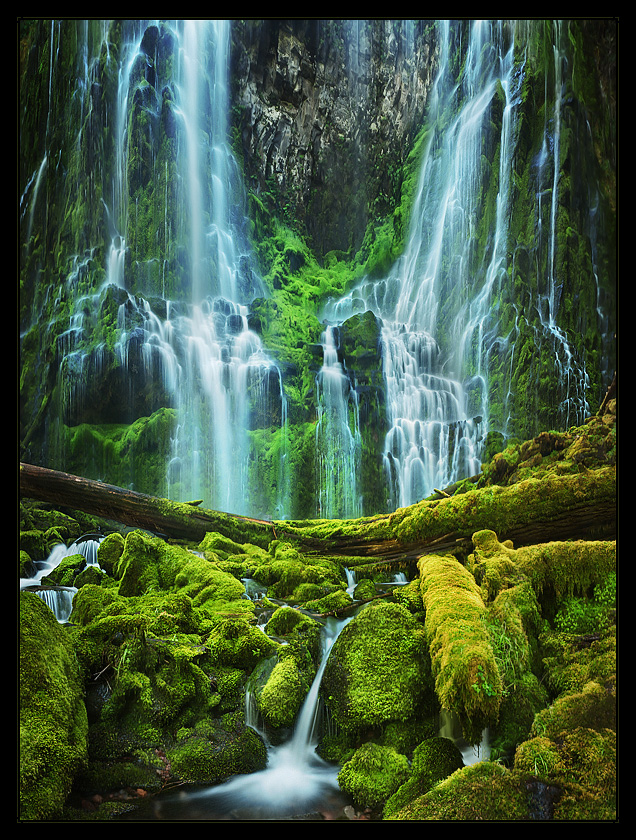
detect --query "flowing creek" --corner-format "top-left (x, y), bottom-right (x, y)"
top-left (23, 540), bottom-right (490, 820)
top-left (20, 534), bottom-right (104, 623)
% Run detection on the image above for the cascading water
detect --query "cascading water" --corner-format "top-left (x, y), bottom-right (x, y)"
top-left (20, 534), bottom-right (104, 623)
top-left (143, 20), bottom-right (285, 515)
top-left (324, 20), bottom-right (520, 507)
top-left (315, 326), bottom-right (363, 519)
top-left (142, 616), bottom-right (353, 820)
top-left (49, 19), bottom-right (288, 516)
top-left (530, 20), bottom-right (591, 428)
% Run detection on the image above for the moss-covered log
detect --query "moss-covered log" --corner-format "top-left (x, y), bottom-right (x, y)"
top-left (19, 462), bottom-right (276, 547)
top-left (21, 462), bottom-right (616, 558)
top-left (276, 466), bottom-right (616, 556)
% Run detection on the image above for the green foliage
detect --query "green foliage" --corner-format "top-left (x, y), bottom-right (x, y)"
top-left (552, 571), bottom-right (616, 635)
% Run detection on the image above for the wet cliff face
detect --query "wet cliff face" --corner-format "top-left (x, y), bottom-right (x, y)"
top-left (19, 19), bottom-right (616, 520)
top-left (230, 20), bottom-right (438, 257)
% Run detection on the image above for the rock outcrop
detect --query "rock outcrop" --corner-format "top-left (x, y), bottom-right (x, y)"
top-left (231, 20), bottom-right (438, 256)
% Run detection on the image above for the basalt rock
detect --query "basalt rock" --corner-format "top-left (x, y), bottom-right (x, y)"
top-left (231, 20), bottom-right (438, 256)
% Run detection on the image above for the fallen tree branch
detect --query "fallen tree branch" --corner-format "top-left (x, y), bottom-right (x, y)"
top-left (20, 462), bottom-right (616, 558)
top-left (19, 462), bottom-right (275, 547)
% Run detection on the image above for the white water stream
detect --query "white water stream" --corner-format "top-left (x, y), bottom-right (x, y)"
top-left (20, 535), bottom-right (104, 623)
top-left (149, 615), bottom-right (353, 820)
top-left (315, 326), bottom-right (363, 519)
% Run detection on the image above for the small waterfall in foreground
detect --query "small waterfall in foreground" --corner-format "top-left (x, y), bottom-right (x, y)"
top-left (439, 709), bottom-right (491, 767)
top-left (150, 616), bottom-right (353, 820)
top-left (20, 534), bottom-right (104, 623)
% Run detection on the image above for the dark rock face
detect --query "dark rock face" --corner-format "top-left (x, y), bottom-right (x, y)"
top-left (231, 20), bottom-right (438, 256)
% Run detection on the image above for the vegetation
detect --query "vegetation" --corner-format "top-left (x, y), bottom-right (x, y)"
top-left (19, 18), bottom-right (616, 822)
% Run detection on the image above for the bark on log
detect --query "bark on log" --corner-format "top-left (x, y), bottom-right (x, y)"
top-left (20, 462), bottom-right (616, 558)
top-left (19, 462), bottom-right (276, 546)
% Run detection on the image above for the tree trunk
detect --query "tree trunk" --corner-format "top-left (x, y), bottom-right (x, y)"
top-left (20, 462), bottom-right (616, 557)
top-left (19, 462), bottom-right (276, 547)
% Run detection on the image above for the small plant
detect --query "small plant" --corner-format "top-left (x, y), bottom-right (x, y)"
top-left (554, 570), bottom-right (616, 635)
top-left (472, 664), bottom-right (497, 697)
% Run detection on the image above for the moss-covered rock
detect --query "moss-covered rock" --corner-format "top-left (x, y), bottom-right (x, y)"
top-left (96, 532), bottom-right (125, 576)
top-left (322, 600), bottom-right (431, 732)
top-left (167, 713), bottom-right (268, 785)
top-left (337, 742), bottom-right (411, 811)
top-left (384, 761), bottom-right (529, 820)
top-left (514, 727), bottom-right (616, 820)
top-left (383, 736), bottom-right (464, 818)
top-left (20, 591), bottom-right (89, 820)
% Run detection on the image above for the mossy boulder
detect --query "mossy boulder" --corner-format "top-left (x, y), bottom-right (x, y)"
top-left (40, 552), bottom-right (85, 587)
top-left (247, 607), bottom-right (323, 730)
top-left (206, 615), bottom-right (279, 670)
top-left (248, 540), bottom-right (343, 600)
top-left (19, 529), bottom-right (52, 563)
top-left (322, 600), bottom-right (431, 732)
top-left (383, 736), bottom-right (464, 818)
top-left (531, 680), bottom-right (616, 739)
top-left (96, 531), bottom-right (125, 576)
top-left (257, 655), bottom-right (311, 729)
top-left (514, 727), bottom-right (616, 820)
top-left (19, 591), bottom-right (89, 820)
top-left (384, 761), bottom-right (530, 820)
top-left (167, 713), bottom-right (268, 785)
top-left (352, 577), bottom-right (378, 600)
top-left (337, 742), bottom-right (411, 811)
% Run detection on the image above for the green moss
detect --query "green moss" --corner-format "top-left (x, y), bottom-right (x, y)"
top-left (337, 742), bottom-right (411, 811)
top-left (257, 656), bottom-right (309, 729)
top-left (418, 554), bottom-right (502, 743)
top-left (514, 728), bottom-right (616, 820)
top-left (96, 531), bottom-right (125, 576)
top-left (322, 601), bottom-right (431, 732)
top-left (59, 409), bottom-right (178, 497)
top-left (385, 761), bottom-right (529, 820)
top-left (533, 665), bottom-right (616, 741)
top-left (383, 737), bottom-right (464, 819)
top-left (206, 615), bottom-right (279, 671)
top-left (167, 715), bottom-right (267, 785)
top-left (20, 591), bottom-right (89, 820)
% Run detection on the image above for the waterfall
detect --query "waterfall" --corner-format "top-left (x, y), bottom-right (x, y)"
top-left (146, 20), bottom-right (285, 514)
top-left (323, 21), bottom-right (520, 507)
top-left (20, 534), bottom-right (104, 623)
top-left (315, 326), bottom-right (362, 519)
top-left (158, 615), bottom-right (352, 819)
top-left (531, 20), bottom-right (591, 427)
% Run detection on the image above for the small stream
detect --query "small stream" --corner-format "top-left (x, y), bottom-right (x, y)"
top-left (23, 546), bottom-right (488, 819)
top-left (123, 615), bottom-right (355, 821)
top-left (20, 534), bottom-right (104, 623)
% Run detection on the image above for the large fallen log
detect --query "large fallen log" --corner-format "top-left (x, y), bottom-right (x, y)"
top-left (275, 465), bottom-right (617, 555)
top-left (20, 462), bottom-right (616, 557)
top-left (19, 462), bottom-right (276, 547)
